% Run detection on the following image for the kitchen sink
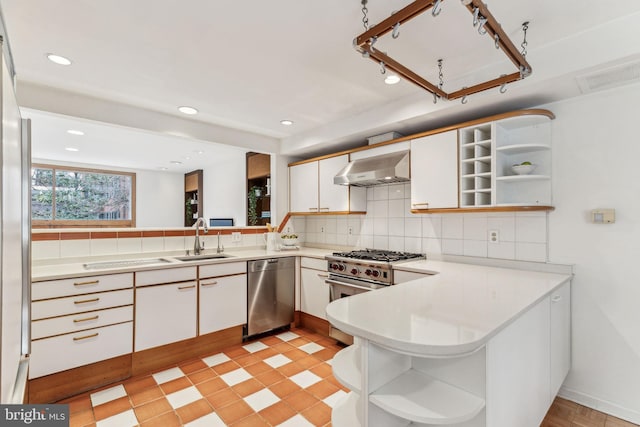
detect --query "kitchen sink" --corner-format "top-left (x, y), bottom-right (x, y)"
top-left (83, 258), bottom-right (173, 270)
top-left (173, 254), bottom-right (233, 262)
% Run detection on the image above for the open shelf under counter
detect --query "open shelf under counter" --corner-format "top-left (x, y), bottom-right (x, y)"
top-left (332, 345), bottom-right (361, 392)
top-left (332, 391), bottom-right (362, 427)
top-left (369, 369), bottom-right (485, 425)
top-left (496, 143), bottom-right (550, 154)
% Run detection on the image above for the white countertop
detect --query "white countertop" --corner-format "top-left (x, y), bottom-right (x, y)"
top-left (326, 260), bottom-right (572, 357)
top-left (32, 247), bottom-right (333, 281)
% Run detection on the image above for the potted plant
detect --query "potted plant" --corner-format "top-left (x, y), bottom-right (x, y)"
top-left (248, 186), bottom-right (259, 225)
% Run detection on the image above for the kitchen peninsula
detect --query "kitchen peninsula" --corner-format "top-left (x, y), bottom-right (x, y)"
top-left (327, 260), bottom-right (572, 427)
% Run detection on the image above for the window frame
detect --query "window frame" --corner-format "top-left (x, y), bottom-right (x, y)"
top-left (31, 163), bottom-right (136, 228)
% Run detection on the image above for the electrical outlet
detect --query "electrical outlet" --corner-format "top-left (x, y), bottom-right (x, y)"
top-left (231, 232), bottom-right (241, 242)
top-left (348, 226), bottom-right (353, 235)
top-left (489, 230), bottom-right (499, 244)
top-left (321, 226), bottom-right (325, 233)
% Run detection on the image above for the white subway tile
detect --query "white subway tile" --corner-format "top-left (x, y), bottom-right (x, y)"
top-left (91, 238), bottom-right (118, 256)
top-left (164, 236), bottom-right (186, 251)
top-left (404, 237), bottom-right (422, 253)
top-left (422, 216), bottom-right (442, 239)
top-left (404, 199), bottom-right (413, 218)
top-left (306, 232), bottom-right (319, 244)
top-left (117, 238), bottom-right (142, 254)
top-left (324, 217), bottom-right (337, 234)
top-left (442, 215), bottom-right (464, 239)
top-left (336, 218), bottom-right (348, 235)
top-left (60, 239), bottom-right (91, 258)
top-left (372, 200), bottom-right (389, 218)
top-left (388, 218), bottom-right (405, 236)
top-left (32, 240), bottom-right (60, 260)
top-left (388, 236), bottom-right (404, 251)
top-left (373, 218), bottom-right (389, 235)
top-left (404, 183), bottom-right (411, 198)
top-left (405, 218), bottom-right (422, 236)
top-left (347, 234), bottom-right (359, 247)
top-left (388, 184), bottom-right (405, 200)
top-left (373, 185), bottom-right (389, 201)
top-left (442, 239), bottom-right (464, 255)
top-left (463, 215), bottom-right (488, 241)
top-left (366, 187), bottom-right (374, 201)
top-left (488, 241), bottom-right (516, 260)
top-left (422, 237), bottom-right (443, 256)
top-left (361, 218), bottom-right (374, 235)
top-left (388, 199), bottom-right (405, 217)
top-left (335, 233), bottom-right (348, 246)
top-left (373, 235), bottom-right (389, 250)
top-left (359, 235), bottom-right (374, 248)
top-left (325, 233), bottom-right (337, 245)
top-left (515, 215), bottom-right (547, 243)
top-left (463, 240), bottom-right (487, 257)
top-left (141, 237), bottom-right (164, 253)
top-left (487, 216), bottom-right (516, 242)
top-left (347, 216), bottom-right (362, 232)
top-left (516, 242), bottom-right (547, 262)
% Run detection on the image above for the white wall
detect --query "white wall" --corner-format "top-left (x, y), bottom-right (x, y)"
top-left (201, 152), bottom-right (247, 226)
top-left (546, 84), bottom-right (640, 422)
top-left (135, 170), bottom-right (183, 227)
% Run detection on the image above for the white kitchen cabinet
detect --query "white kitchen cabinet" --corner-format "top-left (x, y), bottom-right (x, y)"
top-left (459, 112), bottom-right (553, 208)
top-left (199, 262), bottom-right (247, 335)
top-left (134, 267), bottom-right (197, 351)
top-left (300, 257), bottom-right (330, 320)
top-left (29, 272), bottom-right (134, 379)
top-left (550, 281), bottom-right (571, 399)
top-left (410, 130), bottom-right (459, 209)
top-left (289, 155), bottom-right (366, 214)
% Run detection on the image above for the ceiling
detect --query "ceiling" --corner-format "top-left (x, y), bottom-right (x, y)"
top-left (2, 0), bottom-right (640, 168)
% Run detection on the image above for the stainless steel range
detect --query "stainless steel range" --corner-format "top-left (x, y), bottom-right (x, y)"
top-left (325, 249), bottom-right (425, 344)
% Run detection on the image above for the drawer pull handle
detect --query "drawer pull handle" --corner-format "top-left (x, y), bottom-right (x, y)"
top-left (412, 202), bottom-right (429, 207)
top-left (74, 297), bottom-right (100, 305)
top-left (308, 207), bottom-right (319, 211)
top-left (178, 285), bottom-right (196, 290)
top-left (73, 315), bottom-right (99, 323)
top-left (317, 273), bottom-right (329, 278)
top-left (319, 207), bottom-right (330, 211)
top-left (201, 281), bottom-right (218, 287)
top-left (74, 280), bottom-right (100, 286)
top-left (551, 295), bottom-right (562, 303)
top-left (73, 332), bottom-right (98, 341)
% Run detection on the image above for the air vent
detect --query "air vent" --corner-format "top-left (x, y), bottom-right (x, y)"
top-left (577, 61), bottom-right (640, 94)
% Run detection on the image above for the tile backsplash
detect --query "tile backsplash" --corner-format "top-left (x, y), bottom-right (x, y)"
top-left (286, 183), bottom-right (549, 262)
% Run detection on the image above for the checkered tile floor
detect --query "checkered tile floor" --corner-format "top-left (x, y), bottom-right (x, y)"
top-left (61, 328), bottom-right (346, 427)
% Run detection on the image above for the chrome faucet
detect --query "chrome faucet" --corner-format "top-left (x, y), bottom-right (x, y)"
top-left (193, 217), bottom-right (208, 255)
top-left (216, 231), bottom-right (224, 253)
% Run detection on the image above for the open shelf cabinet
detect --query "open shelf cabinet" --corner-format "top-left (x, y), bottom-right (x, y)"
top-left (184, 169), bottom-right (203, 227)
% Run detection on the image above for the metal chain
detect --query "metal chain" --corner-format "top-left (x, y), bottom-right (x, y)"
top-left (521, 21), bottom-right (529, 57)
top-left (361, 0), bottom-right (369, 30)
top-left (437, 59), bottom-right (444, 90)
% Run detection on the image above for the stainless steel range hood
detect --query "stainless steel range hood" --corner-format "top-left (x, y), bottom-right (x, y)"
top-left (334, 151), bottom-right (410, 187)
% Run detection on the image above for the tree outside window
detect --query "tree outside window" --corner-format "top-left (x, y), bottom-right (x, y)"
top-left (31, 164), bottom-right (136, 228)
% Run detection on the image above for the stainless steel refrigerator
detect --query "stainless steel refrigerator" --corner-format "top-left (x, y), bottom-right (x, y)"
top-left (0, 31), bottom-right (31, 404)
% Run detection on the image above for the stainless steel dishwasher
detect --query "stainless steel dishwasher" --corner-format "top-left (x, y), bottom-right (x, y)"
top-left (246, 257), bottom-right (295, 337)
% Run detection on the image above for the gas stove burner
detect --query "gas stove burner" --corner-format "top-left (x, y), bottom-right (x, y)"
top-left (331, 249), bottom-right (425, 263)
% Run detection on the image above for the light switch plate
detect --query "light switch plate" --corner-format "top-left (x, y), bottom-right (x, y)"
top-left (231, 232), bottom-right (242, 242)
top-left (591, 209), bottom-right (615, 224)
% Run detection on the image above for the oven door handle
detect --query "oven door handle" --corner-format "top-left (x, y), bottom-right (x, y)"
top-left (325, 278), bottom-right (374, 292)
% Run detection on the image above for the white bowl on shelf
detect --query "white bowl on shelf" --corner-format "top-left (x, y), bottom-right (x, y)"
top-left (281, 237), bottom-right (299, 247)
top-left (511, 164), bottom-right (536, 175)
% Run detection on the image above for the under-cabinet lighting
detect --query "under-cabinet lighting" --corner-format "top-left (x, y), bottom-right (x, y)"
top-left (384, 75), bottom-right (401, 85)
top-left (65, 147), bottom-right (79, 152)
top-left (67, 129), bottom-right (84, 136)
top-left (46, 53), bottom-right (72, 65)
top-left (170, 161), bottom-right (183, 165)
top-left (178, 106), bottom-right (198, 115)
top-left (280, 120), bottom-right (294, 126)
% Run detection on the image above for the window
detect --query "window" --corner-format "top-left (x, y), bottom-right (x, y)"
top-left (31, 164), bottom-right (136, 228)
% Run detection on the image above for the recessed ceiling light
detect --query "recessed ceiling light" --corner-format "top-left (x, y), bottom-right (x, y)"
top-left (67, 129), bottom-right (84, 136)
top-left (170, 161), bottom-right (183, 165)
top-left (65, 147), bottom-right (79, 152)
top-left (184, 156), bottom-right (191, 160)
top-left (46, 53), bottom-right (72, 66)
top-left (158, 167), bottom-right (169, 171)
top-left (178, 106), bottom-right (198, 115)
top-left (384, 75), bottom-right (401, 85)
top-left (194, 150), bottom-right (205, 155)
top-left (280, 120), bottom-right (294, 126)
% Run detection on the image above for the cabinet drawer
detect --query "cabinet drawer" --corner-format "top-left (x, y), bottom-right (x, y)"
top-left (32, 273), bottom-right (133, 300)
top-left (32, 289), bottom-right (133, 320)
top-left (199, 261), bottom-right (247, 279)
top-left (29, 321), bottom-right (133, 379)
top-left (136, 266), bottom-right (196, 287)
top-left (301, 257), bottom-right (326, 271)
top-left (32, 306), bottom-right (133, 340)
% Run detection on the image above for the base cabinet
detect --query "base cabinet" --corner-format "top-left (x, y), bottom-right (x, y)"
top-left (300, 257), bottom-right (330, 320)
top-left (199, 262), bottom-right (247, 335)
top-left (332, 281), bottom-right (571, 427)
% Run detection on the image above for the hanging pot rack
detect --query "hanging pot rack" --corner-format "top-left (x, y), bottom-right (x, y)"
top-left (354, 0), bottom-right (531, 101)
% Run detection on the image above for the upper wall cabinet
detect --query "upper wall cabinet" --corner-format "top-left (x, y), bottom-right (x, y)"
top-left (459, 112), bottom-right (553, 208)
top-left (410, 130), bottom-right (459, 210)
top-left (289, 155), bottom-right (366, 214)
